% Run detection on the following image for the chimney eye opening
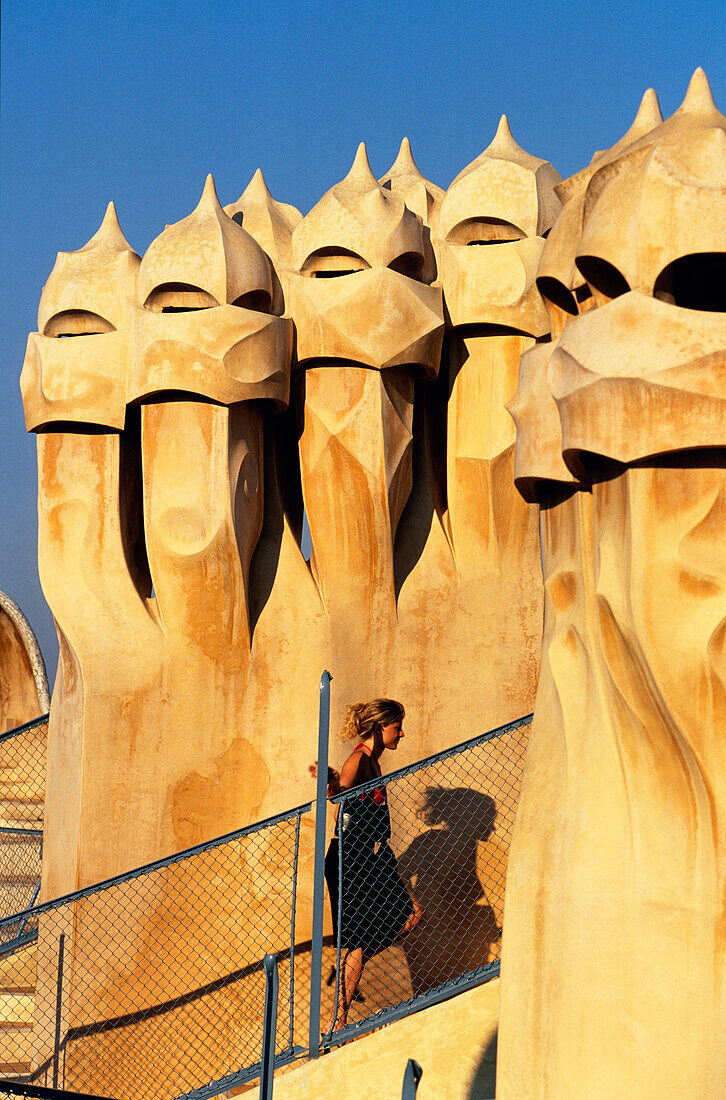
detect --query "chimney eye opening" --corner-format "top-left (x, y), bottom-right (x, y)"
top-left (537, 277), bottom-right (578, 317)
top-left (231, 289), bottom-right (273, 314)
top-left (144, 283), bottom-right (219, 313)
top-left (576, 256), bottom-right (630, 306)
top-left (301, 247), bottom-right (370, 278)
top-left (654, 253), bottom-right (726, 313)
top-left (447, 217), bottom-right (526, 246)
top-left (44, 310), bottom-right (116, 337)
top-left (388, 251), bottom-right (424, 279)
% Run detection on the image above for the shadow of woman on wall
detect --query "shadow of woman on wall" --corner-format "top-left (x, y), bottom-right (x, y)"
top-left (396, 786), bottom-right (501, 995)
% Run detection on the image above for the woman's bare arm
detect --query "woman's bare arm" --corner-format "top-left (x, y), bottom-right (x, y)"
top-left (337, 752), bottom-right (368, 792)
top-left (308, 750), bottom-right (369, 798)
top-left (307, 762), bottom-right (341, 797)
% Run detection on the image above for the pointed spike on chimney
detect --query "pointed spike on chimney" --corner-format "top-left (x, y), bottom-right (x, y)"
top-left (486, 113), bottom-right (525, 157)
top-left (196, 173), bottom-right (223, 214)
top-left (390, 136), bottom-right (421, 175)
top-left (84, 200), bottom-right (133, 252)
top-left (347, 142), bottom-right (377, 184)
top-left (242, 168), bottom-right (274, 204)
top-left (635, 87), bottom-right (663, 129)
top-left (679, 67), bottom-right (718, 114)
top-left (496, 114), bottom-right (514, 141)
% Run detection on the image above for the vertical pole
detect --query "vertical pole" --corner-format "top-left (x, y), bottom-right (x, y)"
top-left (327, 794), bottom-right (344, 1041)
top-left (15, 872), bottom-right (41, 945)
top-left (52, 932), bottom-right (65, 1088)
top-left (308, 670), bottom-right (332, 1058)
top-left (401, 1058), bottom-right (423, 1099)
top-left (289, 810), bottom-right (302, 1052)
top-left (260, 953), bottom-right (279, 1100)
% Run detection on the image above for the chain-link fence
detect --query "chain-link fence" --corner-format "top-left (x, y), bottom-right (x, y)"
top-left (0, 829), bottom-right (42, 931)
top-left (0, 719), bottom-right (48, 832)
top-left (320, 715), bottom-right (530, 1046)
top-left (0, 705), bottom-right (530, 1097)
top-left (0, 1082), bottom-right (114, 1099)
top-left (0, 717), bottom-right (48, 931)
top-left (0, 806), bottom-right (307, 1099)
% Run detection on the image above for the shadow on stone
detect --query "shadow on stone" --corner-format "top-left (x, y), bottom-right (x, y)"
top-left (468, 1027), bottom-right (497, 1099)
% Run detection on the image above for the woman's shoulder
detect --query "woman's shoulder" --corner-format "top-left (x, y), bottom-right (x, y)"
top-left (339, 747), bottom-right (373, 788)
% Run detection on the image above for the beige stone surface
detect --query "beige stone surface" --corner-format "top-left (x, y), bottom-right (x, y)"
top-left (392, 117), bottom-right (560, 750)
top-left (498, 69), bottom-right (726, 1100)
top-left (22, 202), bottom-right (138, 432)
top-left (18, 130), bottom-right (555, 1094)
top-left (241, 977), bottom-right (499, 1100)
top-left (0, 590), bottom-right (48, 731)
top-left (22, 178), bottom-right (296, 902)
top-left (17, 68), bottom-right (726, 1099)
top-left (20, 133), bottom-right (550, 901)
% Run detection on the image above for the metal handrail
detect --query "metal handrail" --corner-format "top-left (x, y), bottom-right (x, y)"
top-left (0, 714), bottom-right (49, 745)
top-left (319, 960), bottom-right (501, 1050)
top-left (0, 800), bottom-right (312, 929)
top-left (328, 711), bottom-right (533, 803)
top-left (0, 686), bottom-right (530, 1099)
top-left (402, 1059), bottom-right (423, 1099)
top-left (308, 670), bottom-right (332, 1057)
top-left (0, 1082), bottom-right (115, 1099)
top-left (0, 703), bottom-right (528, 936)
top-left (260, 954), bottom-right (279, 1100)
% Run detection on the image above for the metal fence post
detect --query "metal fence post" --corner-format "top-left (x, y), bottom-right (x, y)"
top-left (325, 792), bottom-right (344, 1043)
top-left (401, 1058), bottom-right (423, 1099)
top-left (260, 953), bottom-right (279, 1100)
top-left (308, 670), bottom-right (332, 1058)
top-left (288, 810), bottom-right (302, 1052)
top-left (52, 932), bottom-right (65, 1088)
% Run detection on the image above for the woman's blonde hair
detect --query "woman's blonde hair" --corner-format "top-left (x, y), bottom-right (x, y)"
top-left (340, 698), bottom-right (405, 742)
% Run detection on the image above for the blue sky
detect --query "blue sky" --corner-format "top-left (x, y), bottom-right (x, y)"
top-left (1, 0), bottom-right (724, 678)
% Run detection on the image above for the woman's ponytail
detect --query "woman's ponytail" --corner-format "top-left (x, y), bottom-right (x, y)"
top-left (339, 698), bottom-right (405, 741)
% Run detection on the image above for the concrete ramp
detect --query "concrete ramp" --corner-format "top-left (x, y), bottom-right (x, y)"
top-left (239, 977), bottom-right (499, 1100)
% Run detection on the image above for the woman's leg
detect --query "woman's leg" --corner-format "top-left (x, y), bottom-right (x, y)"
top-left (326, 947), bottom-right (366, 1032)
top-left (399, 896), bottom-right (424, 936)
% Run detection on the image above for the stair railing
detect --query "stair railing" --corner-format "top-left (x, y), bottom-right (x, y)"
top-left (0, 682), bottom-right (530, 1099)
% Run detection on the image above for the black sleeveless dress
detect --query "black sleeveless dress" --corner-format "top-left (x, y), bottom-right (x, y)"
top-left (325, 783), bottom-right (414, 953)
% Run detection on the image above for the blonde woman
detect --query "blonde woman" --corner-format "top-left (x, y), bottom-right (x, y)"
top-left (311, 698), bottom-right (423, 1034)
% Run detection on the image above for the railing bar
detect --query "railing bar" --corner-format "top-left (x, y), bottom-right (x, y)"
top-left (0, 928), bottom-right (39, 957)
top-left (0, 1084), bottom-right (115, 1099)
top-left (0, 714), bottom-right (49, 743)
top-left (324, 961), bottom-right (501, 1049)
top-left (13, 877), bottom-right (42, 942)
top-left (402, 1058), bottom-right (423, 1100)
top-left (327, 795), bottom-right (344, 1042)
top-left (0, 826), bottom-right (44, 836)
top-left (260, 953), bottom-right (279, 1100)
top-left (174, 1046), bottom-right (303, 1100)
top-left (0, 800), bottom-right (314, 928)
top-left (328, 713), bottom-right (533, 802)
top-left (288, 809), bottom-right (302, 1052)
top-left (52, 933), bottom-right (65, 1088)
top-left (308, 669), bottom-right (332, 1058)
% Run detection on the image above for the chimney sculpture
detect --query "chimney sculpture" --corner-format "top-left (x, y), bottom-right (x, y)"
top-left (21, 180), bottom-right (293, 890)
top-left (20, 131), bottom-right (556, 894)
top-left (499, 72), bottom-right (726, 1099)
top-left (20, 113), bottom-right (567, 919)
top-left (404, 119), bottom-right (561, 737)
top-left (285, 144), bottom-right (445, 701)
